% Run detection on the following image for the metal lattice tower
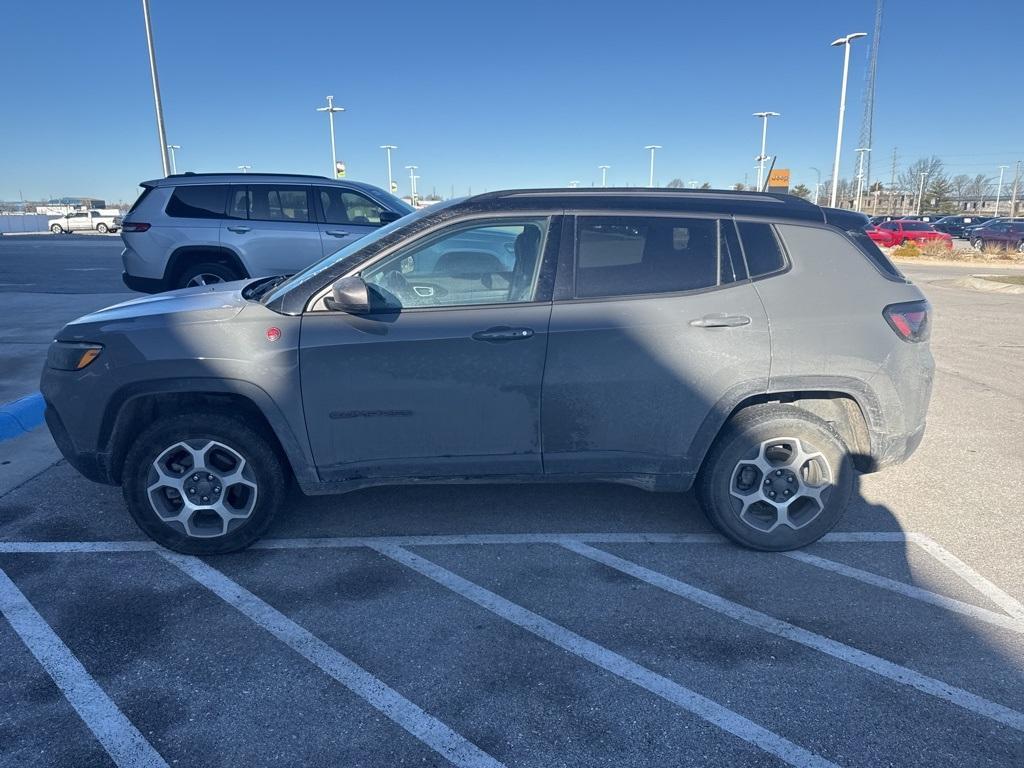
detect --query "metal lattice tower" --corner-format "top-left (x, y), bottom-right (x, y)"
top-left (856, 0), bottom-right (884, 192)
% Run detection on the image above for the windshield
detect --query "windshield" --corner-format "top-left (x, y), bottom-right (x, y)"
top-left (371, 189), bottom-right (415, 215)
top-left (260, 206), bottom-right (433, 305)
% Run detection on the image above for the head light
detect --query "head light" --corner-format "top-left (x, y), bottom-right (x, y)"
top-left (47, 342), bottom-right (103, 370)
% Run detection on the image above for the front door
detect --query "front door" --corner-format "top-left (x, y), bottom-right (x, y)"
top-left (221, 184), bottom-right (323, 277)
top-left (315, 186), bottom-right (385, 256)
top-left (300, 216), bottom-right (556, 481)
top-left (541, 214), bottom-right (771, 481)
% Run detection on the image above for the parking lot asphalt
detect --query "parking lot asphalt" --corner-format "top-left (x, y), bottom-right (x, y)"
top-left (1, 239), bottom-right (1023, 767)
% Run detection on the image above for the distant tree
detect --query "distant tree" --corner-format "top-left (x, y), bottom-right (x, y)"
top-left (951, 174), bottom-right (972, 205)
top-left (791, 183), bottom-right (811, 199)
top-left (967, 173), bottom-right (994, 202)
top-left (898, 156), bottom-right (947, 205)
top-left (925, 175), bottom-right (955, 212)
top-left (699, 181), bottom-right (712, 189)
top-left (666, 178), bottom-right (685, 188)
top-left (733, 182), bottom-right (746, 191)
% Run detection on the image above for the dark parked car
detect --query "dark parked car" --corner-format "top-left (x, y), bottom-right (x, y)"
top-left (931, 215), bottom-right (990, 238)
top-left (969, 219), bottom-right (1024, 252)
top-left (41, 189), bottom-right (933, 554)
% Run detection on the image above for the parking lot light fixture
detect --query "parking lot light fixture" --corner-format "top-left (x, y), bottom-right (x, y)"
top-left (753, 112), bottom-right (780, 191)
top-left (380, 145), bottom-right (398, 193)
top-left (810, 167), bottom-right (822, 204)
top-left (916, 171), bottom-right (928, 215)
top-left (237, 165), bottom-right (251, 174)
top-left (598, 165), bottom-right (610, 187)
top-left (166, 144), bottom-right (181, 175)
top-left (568, 180), bottom-right (580, 188)
top-left (854, 147), bottom-right (871, 211)
top-left (994, 165), bottom-right (1008, 217)
top-left (644, 145), bottom-right (662, 187)
top-left (829, 32), bottom-right (867, 207)
top-left (405, 165), bottom-right (418, 205)
top-left (316, 95), bottom-right (345, 178)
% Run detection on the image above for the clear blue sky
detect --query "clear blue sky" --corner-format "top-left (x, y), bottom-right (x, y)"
top-left (1, 0), bottom-right (1021, 204)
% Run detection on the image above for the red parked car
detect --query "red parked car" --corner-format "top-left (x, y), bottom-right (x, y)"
top-left (866, 219), bottom-right (953, 249)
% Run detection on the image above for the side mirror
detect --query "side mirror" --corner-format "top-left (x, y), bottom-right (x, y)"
top-left (379, 210), bottom-right (402, 225)
top-left (325, 276), bottom-right (370, 314)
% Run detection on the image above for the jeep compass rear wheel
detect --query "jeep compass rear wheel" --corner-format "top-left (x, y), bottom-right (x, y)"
top-left (177, 262), bottom-right (241, 289)
top-left (123, 414), bottom-right (286, 554)
top-left (697, 404), bottom-right (853, 551)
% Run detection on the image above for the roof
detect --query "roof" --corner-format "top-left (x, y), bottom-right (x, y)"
top-left (140, 173), bottom-right (389, 195)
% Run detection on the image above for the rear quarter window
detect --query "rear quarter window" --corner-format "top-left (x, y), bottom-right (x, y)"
top-left (776, 223), bottom-right (904, 281)
top-left (165, 185), bottom-right (228, 219)
top-left (736, 221), bottom-right (786, 277)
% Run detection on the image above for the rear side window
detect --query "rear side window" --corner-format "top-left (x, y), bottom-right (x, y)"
top-left (127, 187), bottom-right (153, 214)
top-left (165, 185), bottom-right (227, 219)
top-left (736, 222), bottom-right (786, 277)
top-left (575, 216), bottom-right (722, 299)
top-left (246, 185), bottom-right (310, 222)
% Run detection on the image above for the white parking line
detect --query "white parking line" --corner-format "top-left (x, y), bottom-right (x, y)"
top-left (910, 534), bottom-right (1024, 622)
top-left (783, 550), bottom-right (1024, 633)
top-left (0, 567), bottom-right (168, 768)
top-left (158, 551), bottom-right (505, 768)
top-left (371, 543), bottom-right (838, 768)
top-left (564, 541), bottom-right (1024, 732)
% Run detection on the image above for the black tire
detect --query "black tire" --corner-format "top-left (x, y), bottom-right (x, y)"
top-left (976, 239), bottom-right (985, 252)
top-left (697, 404), bottom-right (854, 551)
top-left (50, 224), bottom-right (63, 234)
top-left (176, 261), bottom-right (241, 289)
top-left (122, 413), bottom-right (286, 554)
top-left (96, 223), bottom-right (109, 234)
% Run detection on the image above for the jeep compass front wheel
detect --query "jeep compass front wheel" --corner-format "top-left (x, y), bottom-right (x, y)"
top-left (697, 404), bottom-right (853, 551)
top-left (122, 414), bottom-right (286, 554)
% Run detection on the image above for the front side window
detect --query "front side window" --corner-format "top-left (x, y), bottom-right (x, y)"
top-left (234, 185), bottom-right (310, 222)
top-left (166, 185), bottom-right (227, 219)
top-left (361, 219), bottom-right (548, 310)
top-left (575, 216), bottom-right (721, 299)
top-left (320, 187), bottom-right (388, 225)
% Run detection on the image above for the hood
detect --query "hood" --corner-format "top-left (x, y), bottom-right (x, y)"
top-left (58, 282), bottom-right (250, 339)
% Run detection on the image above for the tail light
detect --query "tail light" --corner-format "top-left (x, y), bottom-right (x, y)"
top-left (122, 222), bottom-right (150, 233)
top-left (884, 300), bottom-right (930, 342)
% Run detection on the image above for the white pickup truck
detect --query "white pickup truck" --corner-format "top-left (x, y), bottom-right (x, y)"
top-left (49, 210), bottom-right (122, 234)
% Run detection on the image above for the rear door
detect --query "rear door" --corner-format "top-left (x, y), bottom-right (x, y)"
top-left (221, 184), bottom-right (323, 277)
top-left (315, 186), bottom-right (388, 255)
top-left (541, 214), bottom-right (770, 481)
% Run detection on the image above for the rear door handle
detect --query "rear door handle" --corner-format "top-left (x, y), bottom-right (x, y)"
top-left (226, 225), bottom-right (251, 234)
top-left (689, 314), bottom-right (751, 328)
top-left (472, 326), bottom-right (534, 342)
top-left (325, 230), bottom-right (350, 237)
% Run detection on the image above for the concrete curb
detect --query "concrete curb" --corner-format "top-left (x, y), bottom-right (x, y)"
top-left (0, 393), bottom-right (45, 443)
top-left (953, 276), bottom-right (1024, 295)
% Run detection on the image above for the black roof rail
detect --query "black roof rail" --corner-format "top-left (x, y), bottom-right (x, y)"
top-left (165, 172), bottom-right (330, 179)
top-left (474, 187), bottom-right (820, 210)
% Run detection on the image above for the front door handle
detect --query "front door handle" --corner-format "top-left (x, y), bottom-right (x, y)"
top-left (689, 314), bottom-right (751, 328)
top-left (325, 230), bottom-right (350, 237)
top-left (227, 225), bottom-right (251, 234)
top-left (472, 326), bottom-right (534, 342)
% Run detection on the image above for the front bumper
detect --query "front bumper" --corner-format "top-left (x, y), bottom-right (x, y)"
top-left (44, 403), bottom-right (114, 485)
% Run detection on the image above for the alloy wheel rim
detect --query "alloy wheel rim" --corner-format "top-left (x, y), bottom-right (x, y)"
top-left (186, 273), bottom-right (225, 287)
top-left (146, 439), bottom-right (258, 538)
top-left (729, 437), bottom-right (833, 533)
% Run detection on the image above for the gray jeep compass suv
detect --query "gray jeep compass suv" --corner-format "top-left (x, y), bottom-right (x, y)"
top-left (120, 172), bottom-right (413, 292)
top-left (42, 189), bottom-right (933, 554)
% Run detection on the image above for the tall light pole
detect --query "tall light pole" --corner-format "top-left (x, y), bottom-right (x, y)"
top-left (166, 144), bottom-right (181, 175)
top-left (644, 145), bottom-right (661, 187)
top-left (237, 165), bottom-right (251, 174)
top-left (405, 165), bottom-right (418, 205)
top-left (1011, 160), bottom-right (1021, 219)
top-left (994, 164), bottom-right (1008, 217)
top-left (854, 147), bottom-right (871, 211)
top-left (141, 0), bottom-right (170, 176)
top-left (753, 111), bottom-right (780, 191)
top-left (915, 172), bottom-right (928, 215)
top-left (316, 95), bottom-right (345, 178)
top-left (380, 145), bottom-right (397, 193)
top-left (829, 32), bottom-right (867, 207)
top-left (598, 165), bottom-right (610, 187)
top-left (568, 180), bottom-right (580, 188)
top-left (810, 167), bottom-right (822, 203)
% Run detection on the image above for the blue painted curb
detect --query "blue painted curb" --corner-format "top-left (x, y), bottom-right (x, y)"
top-left (0, 393), bottom-right (45, 443)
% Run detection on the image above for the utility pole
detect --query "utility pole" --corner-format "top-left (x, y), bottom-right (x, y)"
top-left (380, 145), bottom-right (397, 192)
top-left (1010, 160), bottom-right (1021, 219)
top-left (316, 96), bottom-right (345, 178)
top-left (854, 147), bottom-right (871, 211)
top-left (644, 145), bottom-right (661, 186)
top-left (994, 164), bottom-right (1008, 218)
top-left (888, 147), bottom-right (898, 214)
top-left (141, 0), bottom-right (170, 176)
